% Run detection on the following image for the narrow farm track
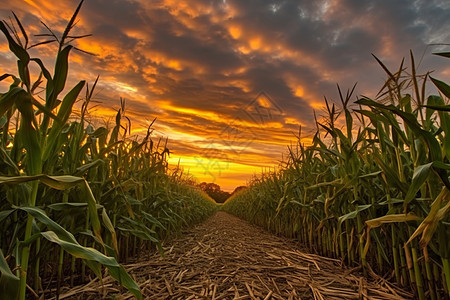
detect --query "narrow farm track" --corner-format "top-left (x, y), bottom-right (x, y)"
top-left (60, 212), bottom-right (412, 300)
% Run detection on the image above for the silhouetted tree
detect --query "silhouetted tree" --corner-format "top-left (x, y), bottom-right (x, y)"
top-left (198, 182), bottom-right (231, 203)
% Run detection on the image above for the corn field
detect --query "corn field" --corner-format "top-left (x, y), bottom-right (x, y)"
top-left (0, 4), bottom-right (216, 300)
top-left (223, 52), bottom-right (450, 299)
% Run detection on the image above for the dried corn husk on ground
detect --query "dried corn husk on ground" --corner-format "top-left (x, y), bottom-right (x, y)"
top-left (57, 212), bottom-right (412, 300)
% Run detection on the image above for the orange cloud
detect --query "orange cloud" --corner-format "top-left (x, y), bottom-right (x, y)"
top-left (309, 101), bottom-right (326, 110)
top-left (158, 101), bottom-right (222, 122)
top-left (294, 86), bottom-right (304, 97)
top-left (285, 117), bottom-right (305, 127)
top-left (228, 26), bottom-right (241, 39)
top-left (249, 37), bottom-right (261, 50)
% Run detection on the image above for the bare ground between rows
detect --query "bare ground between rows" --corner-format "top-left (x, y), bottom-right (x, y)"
top-left (58, 212), bottom-right (412, 300)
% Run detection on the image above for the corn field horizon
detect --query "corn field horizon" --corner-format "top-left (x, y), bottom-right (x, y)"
top-left (1, 1), bottom-right (450, 300)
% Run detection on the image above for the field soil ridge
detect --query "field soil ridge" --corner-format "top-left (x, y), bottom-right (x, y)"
top-left (60, 212), bottom-right (412, 299)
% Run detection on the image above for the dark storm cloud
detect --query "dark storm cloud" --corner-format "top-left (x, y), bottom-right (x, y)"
top-left (150, 29), bottom-right (242, 73)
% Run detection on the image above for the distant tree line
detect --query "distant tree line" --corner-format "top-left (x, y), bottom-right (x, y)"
top-left (197, 183), bottom-right (247, 203)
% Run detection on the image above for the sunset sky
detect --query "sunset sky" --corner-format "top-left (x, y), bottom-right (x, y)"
top-left (1, 0), bottom-right (450, 191)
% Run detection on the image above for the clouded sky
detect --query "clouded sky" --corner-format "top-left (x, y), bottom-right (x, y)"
top-left (1, 0), bottom-right (449, 191)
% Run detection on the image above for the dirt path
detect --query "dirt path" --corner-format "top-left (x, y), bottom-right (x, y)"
top-left (60, 212), bottom-right (412, 299)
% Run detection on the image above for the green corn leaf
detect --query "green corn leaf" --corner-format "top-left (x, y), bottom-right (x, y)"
top-left (31, 58), bottom-right (54, 100)
top-left (11, 12), bottom-right (28, 48)
top-left (0, 174), bottom-right (82, 189)
top-left (0, 210), bottom-right (15, 223)
top-left (53, 45), bottom-right (72, 95)
top-left (290, 200), bottom-right (311, 209)
top-left (73, 159), bottom-right (104, 176)
top-left (48, 202), bottom-right (88, 211)
top-left (0, 175), bottom-right (102, 244)
top-left (120, 216), bottom-right (156, 235)
top-left (370, 229), bottom-right (391, 263)
top-left (338, 204), bottom-right (372, 226)
top-left (307, 146), bottom-right (343, 160)
top-left (345, 109), bottom-right (353, 141)
top-left (379, 198), bottom-right (404, 205)
top-left (404, 162), bottom-right (450, 208)
top-left (359, 171), bottom-right (382, 178)
top-left (0, 249), bottom-right (19, 300)
top-left (374, 95), bottom-right (450, 188)
top-left (82, 180), bottom-right (103, 245)
top-left (116, 227), bottom-right (159, 243)
top-left (42, 230), bottom-right (142, 299)
top-left (373, 153), bottom-right (408, 194)
top-left (0, 115), bottom-right (7, 128)
top-left (404, 163), bottom-right (433, 207)
top-left (0, 73), bottom-right (17, 82)
top-left (30, 58), bottom-right (52, 82)
top-left (43, 80), bottom-right (85, 161)
top-left (56, 81), bottom-right (85, 125)
top-left (142, 211), bottom-right (166, 230)
top-left (430, 77), bottom-right (450, 99)
top-left (433, 52), bottom-right (450, 58)
top-left (31, 96), bottom-right (59, 120)
top-left (15, 91), bottom-right (42, 175)
top-left (79, 230), bottom-right (115, 257)
top-left (91, 126), bottom-right (109, 137)
top-left (0, 87), bottom-right (25, 117)
top-left (423, 104), bottom-right (450, 112)
top-left (0, 147), bottom-right (19, 175)
top-left (101, 208), bottom-right (118, 254)
top-left (40, 231), bottom-right (115, 266)
top-left (0, 21), bottom-right (29, 64)
top-left (17, 206), bottom-right (141, 298)
top-left (426, 95), bottom-right (450, 160)
top-left (106, 265), bottom-right (142, 300)
top-left (17, 59), bottom-right (30, 88)
top-left (18, 206), bottom-right (79, 244)
top-left (357, 97), bottom-right (441, 161)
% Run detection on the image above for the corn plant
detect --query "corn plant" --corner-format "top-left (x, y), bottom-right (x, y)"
top-left (223, 51), bottom-right (450, 299)
top-left (0, 2), bottom-right (217, 299)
